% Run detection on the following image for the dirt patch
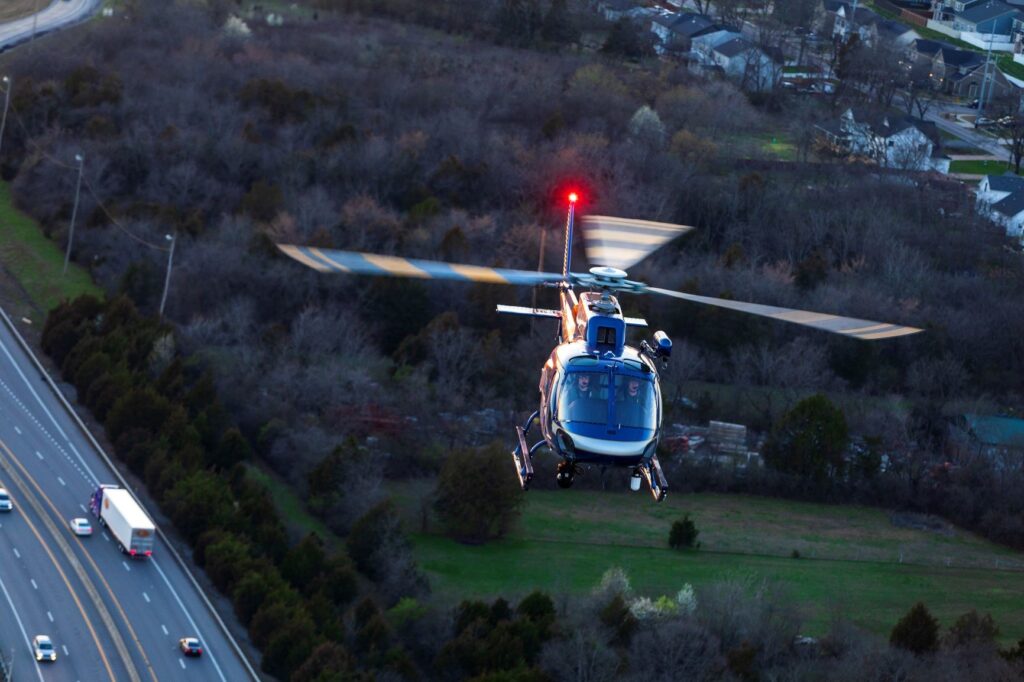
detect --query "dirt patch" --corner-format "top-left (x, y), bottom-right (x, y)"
top-left (890, 511), bottom-right (954, 536)
top-left (0, 1), bottom-right (42, 24)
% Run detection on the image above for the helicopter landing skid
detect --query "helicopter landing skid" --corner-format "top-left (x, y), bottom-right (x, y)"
top-left (637, 455), bottom-right (669, 502)
top-left (513, 425), bottom-right (536, 490)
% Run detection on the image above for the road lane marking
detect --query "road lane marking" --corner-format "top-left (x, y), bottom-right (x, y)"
top-left (102, 531), bottom-right (109, 541)
top-left (161, 624), bottom-right (168, 636)
top-left (62, 645), bottom-right (69, 656)
top-left (14, 425), bottom-right (21, 434)
top-left (153, 558), bottom-right (228, 682)
top-left (31, 579), bottom-right (38, 590)
top-left (0, 438), bottom-right (132, 682)
top-left (36, 450), bottom-right (43, 459)
top-left (143, 591), bottom-right (150, 603)
top-left (58, 476), bottom-right (66, 486)
top-left (0, 337), bottom-right (101, 484)
top-left (122, 561), bottom-right (131, 572)
top-left (0, 571), bottom-right (45, 682)
top-left (47, 610), bottom-right (54, 622)
top-left (12, 547), bottom-right (20, 558)
top-left (80, 503), bottom-right (87, 513)
top-left (179, 659), bottom-right (186, 670)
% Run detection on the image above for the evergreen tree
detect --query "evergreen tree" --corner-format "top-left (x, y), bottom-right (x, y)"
top-left (762, 394), bottom-right (849, 482)
top-left (541, 0), bottom-right (579, 45)
top-left (891, 602), bottom-right (940, 655)
top-left (496, 0), bottom-right (542, 46)
top-left (601, 18), bottom-right (654, 60)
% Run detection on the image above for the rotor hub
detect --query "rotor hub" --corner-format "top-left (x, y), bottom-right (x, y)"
top-left (589, 266), bottom-right (628, 282)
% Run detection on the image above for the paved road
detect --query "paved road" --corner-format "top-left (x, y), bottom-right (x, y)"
top-left (0, 0), bottom-right (100, 50)
top-left (0, 312), bottom-right (258, 681)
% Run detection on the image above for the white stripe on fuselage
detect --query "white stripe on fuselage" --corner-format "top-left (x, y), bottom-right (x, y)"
top-left (568, 431), bottom-right (647, 456)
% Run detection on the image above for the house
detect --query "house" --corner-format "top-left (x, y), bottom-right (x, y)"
top-left (952, 0), bottom-right (1023, 34)
top-left (598, 0), bottom-right (638, 22)
top-left (976, 173), bottom-right (1024, 238)
top-left (707, 37), bottom-right (783, 91)
top-left (906, 38), bottom-right (1012, 99)
top-left (816, 107), bottom-right (948, 171)
top-left (650, 11), bottom-right (736, 54)
top-left (953, 414), bottom-right (1024, 468)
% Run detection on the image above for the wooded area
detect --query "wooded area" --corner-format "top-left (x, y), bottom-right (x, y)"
top-left (8, 0), bottom-right (1024, 678)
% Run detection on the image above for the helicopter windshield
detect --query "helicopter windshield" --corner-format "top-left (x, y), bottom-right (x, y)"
top-left (557, 368), bottom-right (609, 426)
top-left (556, 362), bottom-right (657, 432)
top-left (613, 374), bottom-right (657, 430)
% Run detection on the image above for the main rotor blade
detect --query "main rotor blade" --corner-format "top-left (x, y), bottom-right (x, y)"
top-left (580, 216), bottom-right (694, 271)
top-left (277, 245), bottom-right (566, 286)
top-left (647, 287), bottom-right (923, 340)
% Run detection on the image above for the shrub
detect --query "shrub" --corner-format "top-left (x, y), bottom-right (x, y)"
top-left (669, 514), bottom-right (699, 550)
top-left (433, 444), bottom-right (525, 544)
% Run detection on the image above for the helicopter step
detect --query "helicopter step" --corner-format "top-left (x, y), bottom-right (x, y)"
top-left (634, 455), bottom-right (668, 502)
top-left (512, 425), bottom-right (535, 490)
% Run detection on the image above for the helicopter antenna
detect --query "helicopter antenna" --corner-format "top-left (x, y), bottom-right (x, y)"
top-left (562, 192), bottom-right (578, 283)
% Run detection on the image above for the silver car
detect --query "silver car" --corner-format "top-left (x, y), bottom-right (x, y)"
top-left (0, 488), bottom-right (12, 512)
top-left (33, 635), bottom-right (57, 662)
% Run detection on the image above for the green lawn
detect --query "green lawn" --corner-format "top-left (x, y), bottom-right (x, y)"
top-left (949, 159), bottom-right (1015, 175)
top-left (0, 181), bottom-right (101, 320)
top-left (394, 484), bottom-right (1024, 641)
top-left (998, 55), bottom-right (1024, 81)
top-left (246, 465), bottom-right (341, 550)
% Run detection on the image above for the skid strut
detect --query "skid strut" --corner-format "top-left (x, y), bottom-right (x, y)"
top-left (637, 454), bottom-right (668, 502)
top-left (512, 411), bottom-right (540, 490)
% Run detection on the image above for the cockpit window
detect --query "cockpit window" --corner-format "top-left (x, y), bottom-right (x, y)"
top-left (557, 370), bottom-right (608, 425)
top-left (613, 375), bottom-right (656, 430)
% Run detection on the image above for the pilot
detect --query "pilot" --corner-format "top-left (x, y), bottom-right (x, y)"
top-left (574, 373), bottom-right (594, 399)
top-left (618, 377), bottom-right (648, 424)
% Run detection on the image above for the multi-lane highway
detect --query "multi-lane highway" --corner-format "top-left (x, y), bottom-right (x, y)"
top-left (0, 308), bottom-right (259, 681)
top-left (0, 0), bottom-right (100, 50)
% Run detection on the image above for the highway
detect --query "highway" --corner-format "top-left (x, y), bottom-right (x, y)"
top-left (0, 0), bottom-right (100, 50)
top-left (0, 309), bottom-right (259, 681)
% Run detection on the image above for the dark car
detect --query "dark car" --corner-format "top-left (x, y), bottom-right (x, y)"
top-left (968, 98), bottom-right (980, 109)
top-left (179, 637), bottom-right (202, 657)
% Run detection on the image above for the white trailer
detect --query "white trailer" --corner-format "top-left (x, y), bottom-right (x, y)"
top-left (89, 485), bottom-right (155, 557)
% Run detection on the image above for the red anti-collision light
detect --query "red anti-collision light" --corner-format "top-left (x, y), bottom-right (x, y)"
top-left (568, 192), bottom-right (578, 204)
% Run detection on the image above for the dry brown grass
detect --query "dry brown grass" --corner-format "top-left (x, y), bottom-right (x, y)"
top-left (0, 1), bottom-right (43, 24)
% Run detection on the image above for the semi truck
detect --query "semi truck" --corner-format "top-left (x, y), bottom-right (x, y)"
top-left (89, 485), bottom-right (155, 557)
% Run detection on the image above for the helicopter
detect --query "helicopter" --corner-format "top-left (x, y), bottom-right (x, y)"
top-left (277, 192), bottom-right (922, 502)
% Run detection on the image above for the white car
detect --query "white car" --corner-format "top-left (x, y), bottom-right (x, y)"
top-left (33, 635), bottom-right (57, 662)
top-left (69, 518), bottom-right (93, 536)
top-left (0, 488), bottom-right (11, 512)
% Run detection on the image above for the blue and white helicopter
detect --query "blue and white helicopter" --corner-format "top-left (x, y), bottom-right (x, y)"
top-left (278, 193), bottom-right (922, 502)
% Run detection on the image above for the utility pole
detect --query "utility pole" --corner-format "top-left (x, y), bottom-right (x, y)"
top-left (159, 233), bottom-right (176, 318)
top-left (0, 76), bottom-right (10, 163)
top-left (63, 154), bottom-right (84, 276)
top-left (978, 30), bottom-right (995, 114)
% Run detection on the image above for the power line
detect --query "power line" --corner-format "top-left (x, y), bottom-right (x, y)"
top-left (5, 97), bottom-right (170, 252)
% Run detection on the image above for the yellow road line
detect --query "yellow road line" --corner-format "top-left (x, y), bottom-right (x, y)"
top-left (0, 438), bottom-right (122, 682)
top-left (1, 441), bottom-right (159, 682)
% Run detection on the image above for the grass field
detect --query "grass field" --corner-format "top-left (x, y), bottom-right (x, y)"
top-left (0, 0), bottom-right (40, 24)
top-left (246, 465), bottom-right (342, 551)
top-left (0, 182), bottom-right (101, 321)
top-left (391, 482), bottom-right (1024, 641)
top-left (949, 159), bottom-right (1014, 175)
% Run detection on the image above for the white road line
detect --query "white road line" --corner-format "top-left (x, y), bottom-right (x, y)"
top-left (0, 335), bottom-right (101, 485)
top-left (14, 425), bottom-right (21, 434)
top-left (143, 592), bottom-right (150, 603)
top-left (12, 547), bottom-right (20, 558)
top-left (58, 476), bottom-right (66, 486)
top-left (102, 532), bottom-right (109, 542)
top-left (62, 645), bottom-right (69, 656)
top-left (35, 450), bottom-right (43, 459)
top-left (152, 558), bottom-right (226, 682)
top-left (179, 659), bottom-right (186, 670)
top-left (30, 579), bottom-right (37, 590)
top-left (47, 610), bottom-right (54, 622)
top-left (0, 570), bottom-right (45, 682)
top-left (79, 503), bottom-right (87, 513)
top-left (122, 561), bottom-right (131, 572)
top-left (161, 624), bottom-right (168, 636)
